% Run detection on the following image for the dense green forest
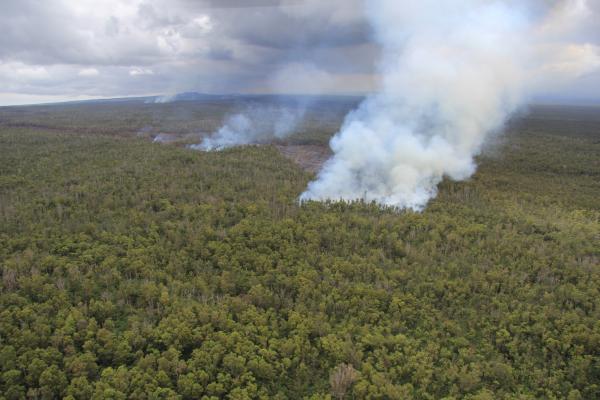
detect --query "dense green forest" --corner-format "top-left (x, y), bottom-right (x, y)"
top-left (0, 102), bottom-right (599, 399)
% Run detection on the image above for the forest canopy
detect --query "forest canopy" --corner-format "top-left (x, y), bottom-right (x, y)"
top-left (0, 103), bottom-right (599, 399)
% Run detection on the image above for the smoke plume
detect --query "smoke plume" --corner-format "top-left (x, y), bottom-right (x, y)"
top-left (191, 102), bottom-right (307, 151)
top-left (300, 0), bottom-right (598, 210)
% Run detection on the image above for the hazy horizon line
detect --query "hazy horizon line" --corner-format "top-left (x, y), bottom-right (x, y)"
top-left (1, 92), bottom-right (599, 108)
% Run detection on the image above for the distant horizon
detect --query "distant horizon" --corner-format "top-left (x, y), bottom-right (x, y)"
top-left (0, 91), bottom-right (375, 107)
top-left (2, 91), bottom-right (599, 108)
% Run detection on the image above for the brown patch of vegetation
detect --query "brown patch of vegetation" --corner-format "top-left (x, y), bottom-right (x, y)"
top-left (275, 144), bottom-right (331, 173)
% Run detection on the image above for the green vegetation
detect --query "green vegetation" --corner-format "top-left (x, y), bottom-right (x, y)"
top-left (0, 96), bottom-right (354, 142)
top-left (0, 103), bottom-right (599, 399)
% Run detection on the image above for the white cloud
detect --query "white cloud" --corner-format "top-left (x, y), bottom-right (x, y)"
top-left (542, 43), bottom-right (600, 77)
top-left (15, 66), bottom-right (49, 80)
top-left (78, 67), bottom-right (100, 77)
top-left (191, 15), bottom-right (213, 34)
top-left (129, 67), bottom-right (154, 76)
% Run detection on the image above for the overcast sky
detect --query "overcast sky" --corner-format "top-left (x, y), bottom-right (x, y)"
top-left (0, 0), bottom-right (599, 106)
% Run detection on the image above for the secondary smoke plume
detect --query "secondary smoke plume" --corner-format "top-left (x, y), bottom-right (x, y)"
top-left (300, 0), bottom-right (597, 210)
top-left (191, 102), bottom-right (306, 151)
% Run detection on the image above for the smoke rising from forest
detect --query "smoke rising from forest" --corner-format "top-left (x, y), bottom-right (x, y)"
top-left (191, 103), bottom-right (307, 151)
top-left (300, 0), bottom-right (599, 209)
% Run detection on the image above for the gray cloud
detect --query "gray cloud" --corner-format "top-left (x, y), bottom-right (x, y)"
top-left (214, 1), bottom-right (369, 50)
top-left (0, 0), bottom-right (598, 105)
top-left (0, 0), bottom-right (377, 104)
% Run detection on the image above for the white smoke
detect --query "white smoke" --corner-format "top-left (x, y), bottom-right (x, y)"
top-left (191, 103), bottom-right (307, 151)
top-left (301, 0), bottom-right (599, 210)
top-left (191, 61), bottom-right (336, 151)
top-left (153, 95), bottom-right (176, 104)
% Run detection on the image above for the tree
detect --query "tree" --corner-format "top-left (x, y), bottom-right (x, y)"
top-left (329, 364), bottom-right (359, 400)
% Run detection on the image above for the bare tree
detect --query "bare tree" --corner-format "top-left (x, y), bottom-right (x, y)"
top-left (330, 363), bottom-right (359, 400)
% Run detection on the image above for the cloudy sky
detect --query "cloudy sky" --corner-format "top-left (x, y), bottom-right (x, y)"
top-left (0, 0), bottom-right (599, 106)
